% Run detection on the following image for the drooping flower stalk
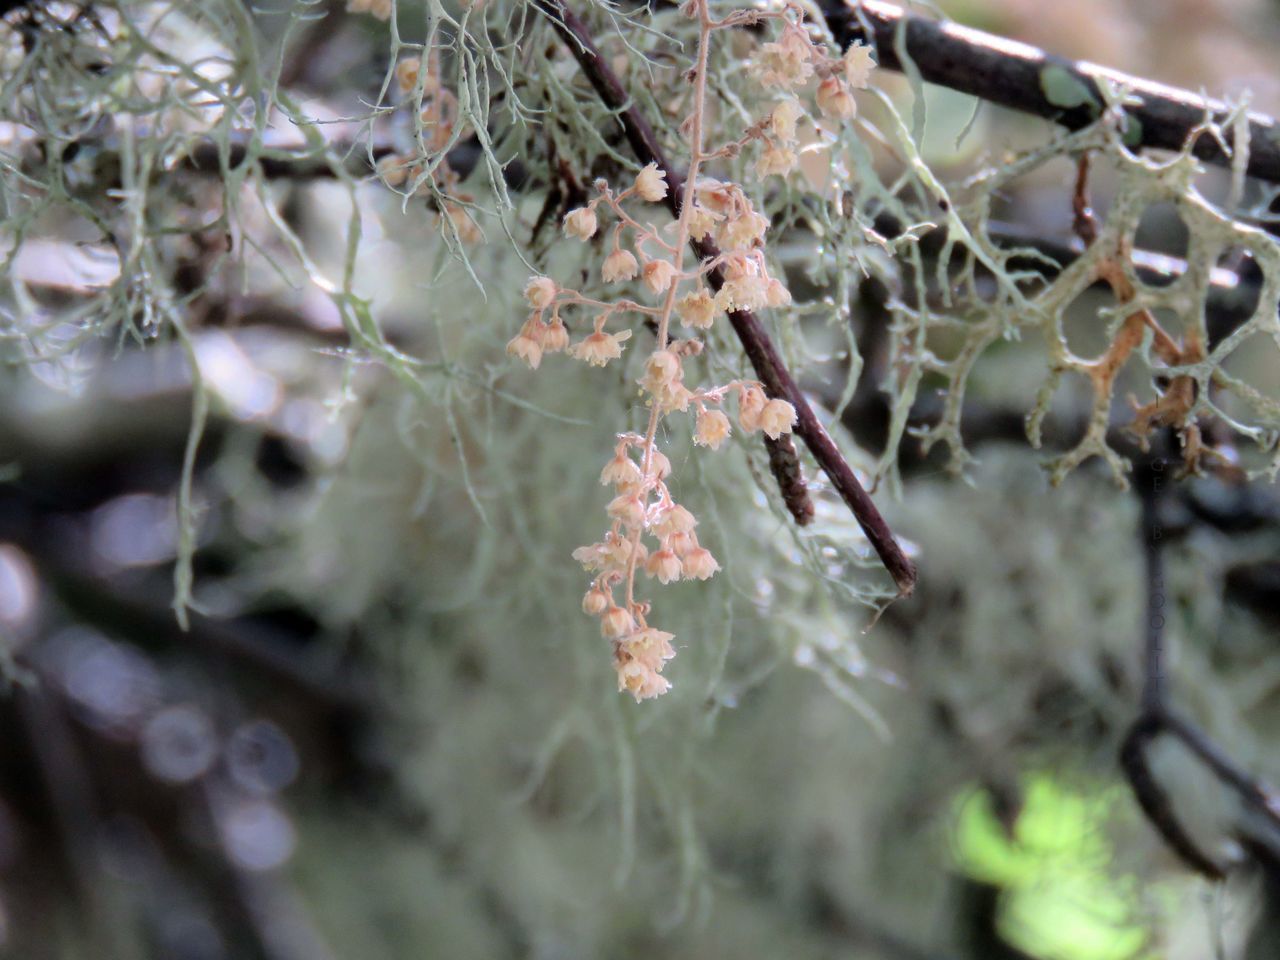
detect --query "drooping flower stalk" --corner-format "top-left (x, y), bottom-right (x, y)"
top-left (509, 1), bottom-right (876, 700)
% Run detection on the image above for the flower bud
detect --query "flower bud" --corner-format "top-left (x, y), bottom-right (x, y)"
top-left (563, 206), bottom-right (598, 240)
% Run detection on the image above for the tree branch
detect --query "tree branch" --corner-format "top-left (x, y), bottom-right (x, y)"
top-left (1118, 451), bottom-right (1280, 879)
top-left (534, 0), bottom-right (916, 596)
top-left (820, 1), bottom-right (1280, 184)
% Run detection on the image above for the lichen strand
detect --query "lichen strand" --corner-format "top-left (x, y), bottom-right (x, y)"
top-left (1027, 142), bottom-right (1280, 482)
top-left (888, 106), bottom-right (1280, 486)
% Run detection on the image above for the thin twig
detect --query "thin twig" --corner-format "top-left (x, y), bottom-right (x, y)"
top-left (1070, 153), bottom-right (1098, 247)
top-left (21, 0), bottom-right (1280, 194)
top-left (534, 0), bottom-right (916, 595)
top-left (820, 1), bottom-right (1280, 183)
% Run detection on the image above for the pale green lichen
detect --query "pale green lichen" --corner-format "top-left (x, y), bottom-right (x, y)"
top-left (3, 3), bottom-right (1278, 954)
top-left (1041, 63), bottom-right (1101, 112)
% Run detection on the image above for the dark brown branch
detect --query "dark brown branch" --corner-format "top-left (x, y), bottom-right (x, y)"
top-left (1116, 455), bottom-right (1224, 877)
top-left (1137, 460), bottom-right (1170, 716)
top-left (534, 0), bottom-right (916, 596)
top-left (821, 1), bottom-right (1280, 183)
top-left (1117, 452), bottom-right (1280, 879)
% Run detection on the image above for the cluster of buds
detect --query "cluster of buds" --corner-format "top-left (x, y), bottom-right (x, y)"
top-left (375, 53), bottom-right (480, 243)
top-left (756, 17), bottom-right (873, 107)
top-left (749, 13), bottom-right (875, 178)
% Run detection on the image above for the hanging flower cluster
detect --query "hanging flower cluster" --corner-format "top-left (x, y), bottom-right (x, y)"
top-left (507, 2), bottom-right (874, 701)
top-left (749, 16), bottom-right (874, 182)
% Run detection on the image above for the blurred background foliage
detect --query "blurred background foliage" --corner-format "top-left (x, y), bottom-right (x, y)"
top-left (0, 1), bottom-right (1279, 959)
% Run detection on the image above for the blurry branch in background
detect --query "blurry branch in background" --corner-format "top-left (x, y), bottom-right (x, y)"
top-left (5, 0), bottom-right (1268, 198)
top-left (820, 0), bottom-right (1280, 185)
top-left (1119, 451), bottom-right (1280, 880)
top-left (533, 0), bottom-right (918, 596)
top-left (69, 0), bottom-right (1280, 187)
top-left (1119, 453), bottom-right (1228, 879)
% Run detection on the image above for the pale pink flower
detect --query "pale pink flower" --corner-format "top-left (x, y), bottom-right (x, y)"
top-left (676, 289), bottom-right (717, 329)
top-left (572, 542), bottom-right (609, 571)
top-left (843, 42), bottom-right (876, 88)
top-left (600, 454), bottom-right (643, 488)
top-left (654, 504), bottom-right (696, 538)
top-left (563, 206), bottom-right (598, 240)
top-left (770, 98), bottom-right (804, 142)
top-left (718, 210), bottom-right (769, 250)
top-left (686, 205), bottom-right (717, 241)
top-left (765, 278), bottom-right (792, 307)
top-left (524, 276), bottom-right (557, 310)
top-left (739, 385), bottom-right (767, 432)
top-left (642, 259), bottom-right (678, 294)
top-left (756, 142), bottom-right (798, 178)
top-left (645, 549), bottom-right (682, 584)
top-left (667, 531), bottom-right (695, 557)
top-left (816, 76), bottom-right (857, 119)
top-left (570, 328), bottom-right (631, 366)
top-left (715, 275), bottom-right (769, 313)
top-left (694, 408), bottom-right (732, 450)
top-left (759, 397), bottom-right (797, 439)
top-left (721, 253), bottom-right (756, 281)
top-left (601, 248), bottom-right (639, 283)
top-left (582, 587), bottom-right (610, 616)
top-left (506, 332), bottom-right (542, 369)
top-left (620, 628), bottom-right (676, 670)
top-left (755, 30), bottom-right (814, 89)
top-left (614, 627), bottom-right (676, 700)
top-left (654, 381), bottom-right (692, 414)
top-left (607, 493), bottom-right (647, 528)
top-left (682, 547), bottom-right (720, 580)
top-left (697, 179), bottom-right (739, 215)
top-left (634, 162), bottom-right (668, 202)
top-left (644, 448), bottom-right (671, 480)
top-left (616, 660), bottom-right (670, 701)
top-left (602, 535), bottom-right (646, 570)
top-left (601, 605), bottom-right (636, 638)
top-left (541, 318), bottom-right (569, 353)
top-left (643, 350), bottom-right (680, 388)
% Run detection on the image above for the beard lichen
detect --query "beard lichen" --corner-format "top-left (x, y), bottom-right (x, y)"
top-left (3, 2), bottom-right (1280, 951)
